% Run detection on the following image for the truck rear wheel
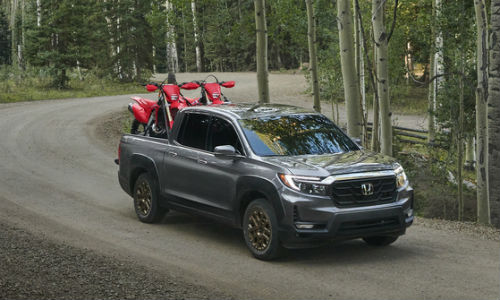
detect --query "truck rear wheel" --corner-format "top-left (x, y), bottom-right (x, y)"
top-left (133, 173), bottom-right (166, 223)
top-left (243, 199), bottom-right (284, 260)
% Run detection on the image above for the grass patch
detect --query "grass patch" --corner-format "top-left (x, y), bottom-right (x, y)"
top-left (364, 84), bottom-right (428, 115)
top-left (0, 67), bottom-right (145, 103)
top-left (323, 84), bottom-right (429, 116)
top-left (391, 84), bottom-right (428, 115)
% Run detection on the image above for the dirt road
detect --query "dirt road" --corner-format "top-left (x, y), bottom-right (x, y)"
top-left (0, 73), bottom-right (498, 299)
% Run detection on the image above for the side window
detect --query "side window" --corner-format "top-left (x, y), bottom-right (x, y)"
top-left (208, 117), bottom-right (243, 154)
top-left (176, 113), bottom-right (210, 150)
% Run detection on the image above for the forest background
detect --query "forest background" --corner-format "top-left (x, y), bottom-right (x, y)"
top-left (1, 0), bottom-right (499, 227)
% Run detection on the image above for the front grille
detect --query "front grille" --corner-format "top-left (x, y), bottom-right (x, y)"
top-left (331, 176), bottom-right (397, 207)
top-left (337, 217), bottom-right (401, 236)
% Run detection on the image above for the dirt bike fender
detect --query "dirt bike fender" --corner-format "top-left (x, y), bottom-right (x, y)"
top-left (130, 103), bottom-right (150, 124)
top-left (132, 96), bottom-right (158, 108)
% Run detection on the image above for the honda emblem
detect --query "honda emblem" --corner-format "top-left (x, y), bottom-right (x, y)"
top-left (361, 183), bottom-right (374, 196)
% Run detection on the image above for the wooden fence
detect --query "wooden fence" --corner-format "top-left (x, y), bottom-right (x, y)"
top-left (365, 122), bottom-right (434, 146)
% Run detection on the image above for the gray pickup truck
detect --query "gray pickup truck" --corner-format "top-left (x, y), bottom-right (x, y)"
top-left (117, 103), bottom-right (413, 260)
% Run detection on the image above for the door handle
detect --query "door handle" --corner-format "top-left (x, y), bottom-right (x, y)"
top-left (168, 151), bottom-right (178, 157)
top-left (197, 159), bottom-right (208, 165)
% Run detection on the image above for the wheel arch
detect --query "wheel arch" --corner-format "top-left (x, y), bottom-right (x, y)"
top-left (235, 176), bottom-right (285, 228)
top-left (128, 154), bottom-right (159, 194)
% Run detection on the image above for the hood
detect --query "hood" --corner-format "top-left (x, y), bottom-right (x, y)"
top-left (261, 150), bottom-right (398, 177)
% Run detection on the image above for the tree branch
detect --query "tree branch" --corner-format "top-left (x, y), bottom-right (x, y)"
top-left (386, 0), bottom-right (399, 43)
top-left (405, 66), bottom-right (465, 86)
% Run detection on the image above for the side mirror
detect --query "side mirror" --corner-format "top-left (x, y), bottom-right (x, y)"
top-left (214, 145), bottom-right (237, 157)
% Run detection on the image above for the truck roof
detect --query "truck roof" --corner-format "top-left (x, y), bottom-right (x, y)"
top-left (181, 103), bottom-right (316, 120)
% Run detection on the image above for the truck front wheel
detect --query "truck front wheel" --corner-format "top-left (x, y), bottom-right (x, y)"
top-left (133, 173), bottom-right (166, 223)
top-left (243, 199), bottom-right (284, 260)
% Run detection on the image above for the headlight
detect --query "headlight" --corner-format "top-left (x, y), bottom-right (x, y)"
top-left (395, 166), bottom-right (408, 189)
top-left (278, 174), bottom-right (329, 196)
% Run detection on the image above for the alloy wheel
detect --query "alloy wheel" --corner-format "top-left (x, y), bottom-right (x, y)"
top-left (135, 181), bottom-right (152, 217)
top-left (247, 207), bottom-right (272, 251)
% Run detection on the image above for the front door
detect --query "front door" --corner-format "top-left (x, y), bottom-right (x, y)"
top-left (193, 116), bottom-right (246, 215)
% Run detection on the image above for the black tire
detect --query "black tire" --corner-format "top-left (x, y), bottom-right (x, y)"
top-left (243, 199), bottom-right (284, 260)
top-left (133, 173), bottom-right (166, 223)
top-left (131, 119), bottom-right (146, 135)
top-left (362, 235), bottom-right (398, 246)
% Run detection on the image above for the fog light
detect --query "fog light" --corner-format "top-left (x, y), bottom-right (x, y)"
top-left (295, 223), bottom-right (314, 229)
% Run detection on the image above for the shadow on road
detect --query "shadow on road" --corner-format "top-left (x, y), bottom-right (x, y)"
top-left (153, 210), bottom-right (417, 264)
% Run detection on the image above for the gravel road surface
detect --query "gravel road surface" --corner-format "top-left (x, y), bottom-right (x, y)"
top-left (0, 72), bottom-right (498, 299)
top-left (0, 222), bottom-right (230, 299)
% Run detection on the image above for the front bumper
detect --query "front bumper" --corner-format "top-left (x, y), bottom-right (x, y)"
top-left (278, 186), bottom-right (414, 248)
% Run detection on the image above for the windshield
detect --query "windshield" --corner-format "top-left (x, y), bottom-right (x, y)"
top-left (238, 114), bottom-right (359, 156)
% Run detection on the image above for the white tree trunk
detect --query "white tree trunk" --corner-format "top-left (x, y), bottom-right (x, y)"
top-left (191, 1), bottom-right (201, 72)
top-left (433, 0), bottom-right (444, 127)
top-left (465, 134), bottom-right (475, 170)
top-left (36, 0), bottom-right (41, 27)
top-left (359, 28), bottom-right (366, 129)
top-left (10, 0), bottom-right (18, 68)
top-left (458, 53), bottom-right (465, 221)
top-left (305, 0), bottom-right (320, 113)
top-left (474, 0), bottom-right (490, 224)
top-left (371, 44), bottom-right (380, 152)
top-left (488, 0), bottom-right (500, 227)
top-left (103, 0), bottom-right (119, 76)
top-left (117, 13), bottom-right (122, 78)
top-left (428, 46), bottom-right (435, 142)
top-left (153, 46), bottom-right (156, 74)
top-left (254, 0), bottom-right (270, 103)
top-left (166, 0), bottom-right (178, 73)
top-left (354, 0), bottom-right (366, 144)
top-left (337, 0), bottom-right (361, 138)
top-left (372, 0), bottom-right (392, 155)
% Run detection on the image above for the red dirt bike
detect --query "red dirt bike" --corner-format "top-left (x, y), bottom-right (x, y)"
top-left (195, 75), bottom-right (235, 105)
top-left (128, 79), bottom-right (200, 136)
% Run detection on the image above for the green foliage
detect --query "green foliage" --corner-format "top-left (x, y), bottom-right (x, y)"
top-left (24, 0), bottom-right (106, 87)
top-left (147, 1), bottom-right (169, 73)
top-left (267, 0), bottom-right (307, 70)
top-left (434, 0), bottom-right (476, 138)
top-left (0, 9), bottom-right (10, 65)
top-left (390, 85), bottom-right (428, 114)
top-left (395, 144), bottom-right (477, 221)
top-left (305, 0), bottom-right (343, 103)
top-left (201, 0), bottom-right (235, 71)
top-left (388, 0), bottom-right (433, 84)
top-left (20, 0), bottom-right (153, 87)
top-left (105, 0), bottom-right (153, 81)
top-left (0, 65), bottom-right (144, 103)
